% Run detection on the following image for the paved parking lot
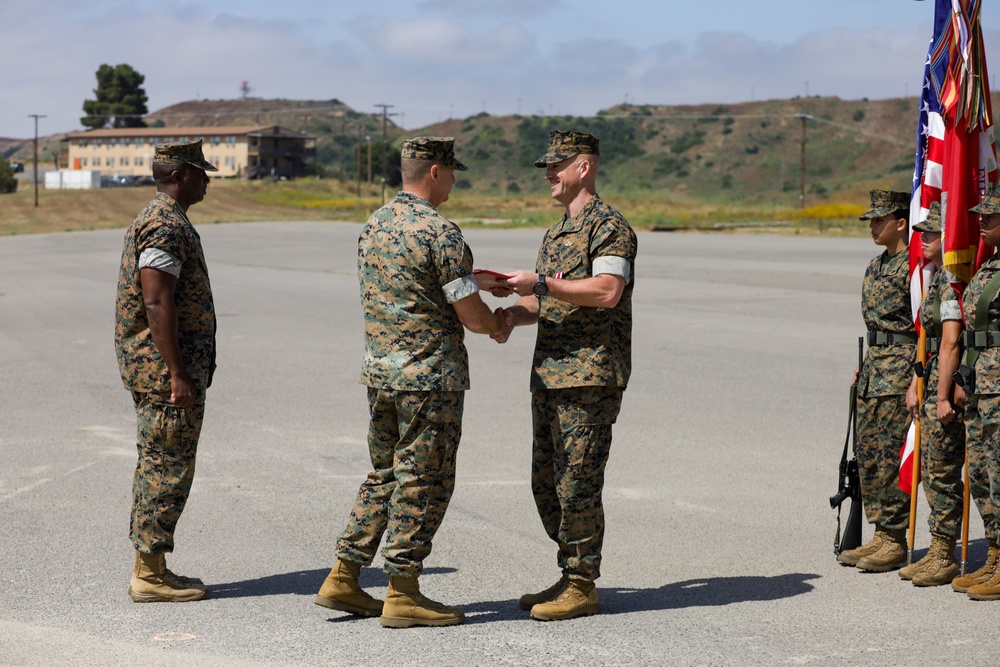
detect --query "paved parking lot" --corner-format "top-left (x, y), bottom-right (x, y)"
top-left (0, 222), bottom-right (991, 665)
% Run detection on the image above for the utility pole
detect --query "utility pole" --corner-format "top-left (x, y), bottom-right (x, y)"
top-left (28, 114), bottom-right (46, 208)
top-left (366, 136), bottom-right (372, 184)
top-left (374, 103), bottom-right (394, 205)
top-left (356, 120), bottom-right (362, 197)
top-left (795, 114), bottom-right (812, 209)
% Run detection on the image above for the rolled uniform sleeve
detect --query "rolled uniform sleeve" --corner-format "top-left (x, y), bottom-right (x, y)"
top-left (138, 248), bottom-right (181, 278)
top-left (940, 282), bottom-right (962, 322)
top-left (435, 230), bottom-right (478, 304)
top-left (593, 255), bottom-right (631, 283)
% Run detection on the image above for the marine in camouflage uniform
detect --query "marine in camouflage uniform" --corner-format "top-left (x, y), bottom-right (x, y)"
top-left (897, 203), bottom-right (967, 585)
top-left (115, 141), bottom-right (217, 602)
top-left (839, 189), bottom-right (915, 571)
top-left (496, 131), bottom-right (636, 620)
top-left (337, 186), bottom-right (474, 575)
top-left (317, 137), bottom-right (505, 626)
top-left (916, 269), bottom-right (965, 536)
top-left (954, 184), bottom-right (1000, 597)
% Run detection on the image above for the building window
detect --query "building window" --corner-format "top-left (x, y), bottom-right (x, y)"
top-left (121, 156), bottom-right (129, 166)
top-left (122, 137), bottom-right (130, 146)
top-left (94, 138), bottom-right (102, 147)
top-left (149, 137), bottom-right (158, 146)
top-left (106, 157), bottom-right (114, 166)
top-left (80, 157), bottom-right (88, 166)
top-left (108, 137), bottom-right (116, 147)
top-left (78, 139), bottom-right (88, 148)
top-left (135, 156), bottom-right (144, 166)
top-left (210, 136), bottom-right (220, 145)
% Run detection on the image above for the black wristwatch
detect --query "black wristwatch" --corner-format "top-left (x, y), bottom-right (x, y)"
top-left (533, 274), bottom-right (548, 297)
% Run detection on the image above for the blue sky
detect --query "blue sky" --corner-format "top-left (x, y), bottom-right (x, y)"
top-left (3, 0), bottom-right (1000, 138)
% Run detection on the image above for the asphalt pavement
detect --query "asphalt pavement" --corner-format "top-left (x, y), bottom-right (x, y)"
top-left (0, 222), bottom-right (990, 666)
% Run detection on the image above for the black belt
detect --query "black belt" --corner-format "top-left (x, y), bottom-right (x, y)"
top-left (961, 330), bottom-right (1000, 349)
top-left (867, 331), bottom-right (917, 346)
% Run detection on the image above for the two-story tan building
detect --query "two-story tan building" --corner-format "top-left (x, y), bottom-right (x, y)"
top-left (62, 125), bottom-right (315, 179)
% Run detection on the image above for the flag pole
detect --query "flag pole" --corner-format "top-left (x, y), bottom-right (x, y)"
top-left (961, 446), bottom-right (970, 576)
top-left (907, 316), bottom-right (927, 565)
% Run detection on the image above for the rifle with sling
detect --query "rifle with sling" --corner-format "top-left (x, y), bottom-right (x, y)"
top-left (831, 336), bottom-right (864, 556)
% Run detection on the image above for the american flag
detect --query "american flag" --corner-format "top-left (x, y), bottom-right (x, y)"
top-left (901, 0), bottom-right (996, 495)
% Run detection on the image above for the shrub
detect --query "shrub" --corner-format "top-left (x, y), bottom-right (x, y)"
top-left (670, 130), bottom-right (705, 154)
top-left (0, 156), bottom-right (16, 194)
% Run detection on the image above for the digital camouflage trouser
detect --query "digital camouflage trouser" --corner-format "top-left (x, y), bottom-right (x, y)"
top-left (336, 387), bottom-right (463, 577)
top-left (919, 373), bottom-right (965, 539)
top-left (130, 391), bottom-right (204, 554)
top-left (531, 386), bottom-right (623, 583)
top-left (963, 394), bottom-right (1000, 541)
top-left (856, 394), bottom-right (911, 531)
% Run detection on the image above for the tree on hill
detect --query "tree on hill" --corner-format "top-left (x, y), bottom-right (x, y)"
top-left (81, 64), bottom-right (149, 130)
top-left (0, 156), bottom-right (17, 194)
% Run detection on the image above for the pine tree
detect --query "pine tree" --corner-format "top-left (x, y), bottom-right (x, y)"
top-left (81, 64), bottom-right (149, 130)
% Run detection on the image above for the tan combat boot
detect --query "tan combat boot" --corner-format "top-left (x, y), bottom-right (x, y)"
top-left (856, 529), bottom-right (906, 572)
top-left (898, 548), bottom-right (934, 581)
top-left (911, 535), bottom-right (959, 587)
top-left (952, 541), bottom-right (1000, 593)
top-left (530, 579), bottom-right (600, 621)
top-left (380, 576), bottom-right (464, 628)
top-left (162, 554), bottom-right (206, 589)
top-left (967, 568), bottom-right (1000, 600)
top-left (518, 574), bottom-right (568, 611)
top-left (128, 552), bottom-right (206, 602)
top-left (838, 530), bottom-right (885, 567)
top-left (314, 558), bottom-right (383, 617)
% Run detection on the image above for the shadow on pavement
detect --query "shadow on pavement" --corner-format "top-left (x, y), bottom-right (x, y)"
top-left (458, 572), bottom-right (822, 624)
top-left (601, 573), bottom-right (821, 613)
top-left (209, 566), bottom-right (456, 599)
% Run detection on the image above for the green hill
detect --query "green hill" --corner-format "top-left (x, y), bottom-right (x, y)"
top-left (5, 93), bottom-right (979, 210)
top-left (138, 95), bottom-right (931, 207)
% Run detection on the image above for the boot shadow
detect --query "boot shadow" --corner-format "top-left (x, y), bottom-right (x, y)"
top-left (209, 566), bottom-right (456, 600)
top-left (600, 573), bottom-right (820, 613)
top-left (460, 572), bottom-right (821, 624)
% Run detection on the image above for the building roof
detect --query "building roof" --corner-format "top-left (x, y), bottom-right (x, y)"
top-left (65, 125), bottom-right (313, 139)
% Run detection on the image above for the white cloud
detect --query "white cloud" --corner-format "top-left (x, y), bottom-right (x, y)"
top-left (416, 0), bottom-right (563, 18)
top-left (3, 4), bottom-right (999, 139)
top-left (355, 17), bottom-right (535, 65)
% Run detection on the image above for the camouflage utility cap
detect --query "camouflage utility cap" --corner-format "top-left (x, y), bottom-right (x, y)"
top-left (859, 189), bottom-right (909, 220)
top-left (534, 130), bottom-right (600, 167)
top-left (912, 201), bottom-right (942, 233)
top-left (400, 137), bottom-right (467, 171)
top-left (153, 140), bottom-right (218, 172)
top-left (970, 182), bottom-right (1000, 215)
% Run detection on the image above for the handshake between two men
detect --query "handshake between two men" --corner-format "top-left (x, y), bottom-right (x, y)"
top-left (473, 268), bottom-right (551, 345)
